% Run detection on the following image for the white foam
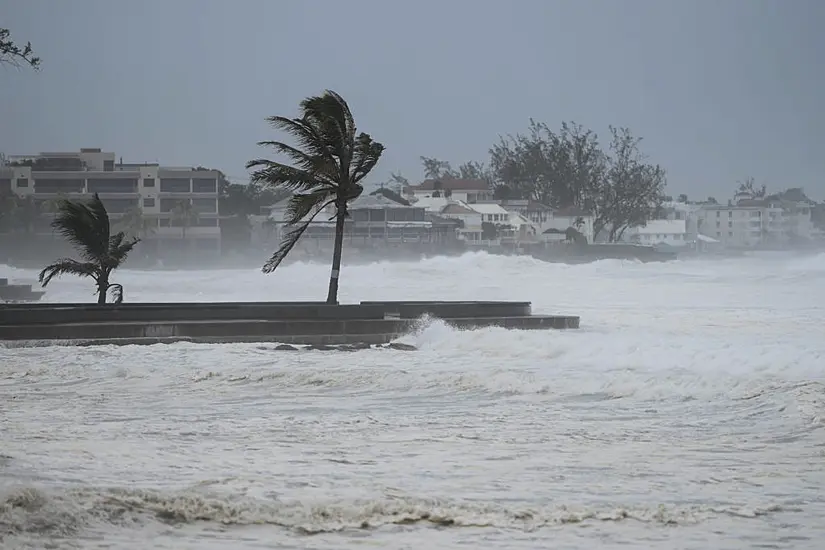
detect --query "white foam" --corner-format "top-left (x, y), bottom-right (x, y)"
top-left (2, 252), bottom-right (824, 548)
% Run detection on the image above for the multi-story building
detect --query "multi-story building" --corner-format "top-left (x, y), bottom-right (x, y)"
top-left (0, 148), bottom-right (221, 256)
top-left (695, 199), bottom-right (813, 248)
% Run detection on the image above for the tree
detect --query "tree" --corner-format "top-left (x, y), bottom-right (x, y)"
top-left (0, 28), bottom-right (40, 69)
top-left (420, 157), bottom-right (457, 179)
top-left (246, 89), bottom-right (384, 304)
top-left (736, 177), bottom-right (766, 199)
top-left (38, 194), bottom-right (139, 304)
top-left (489, 120), bottom-right (605, 210)
top-left (387, 171), bottom-right (410, 193)
top-left (591, 127), bottom-right (667, 242)
top-left (677, 194), bottom-right (688, 203)
top-left (116, 206), bottom-right (156, 240)
top-left (481, 221), bottom-right (498, 241)
top-left (171, 199), bottom-right (198, 239)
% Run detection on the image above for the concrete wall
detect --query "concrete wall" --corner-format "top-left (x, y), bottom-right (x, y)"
top-left (0, 301), bottom-right (533, 326)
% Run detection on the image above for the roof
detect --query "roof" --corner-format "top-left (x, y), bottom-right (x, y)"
top-left (349, 194), bottom-right (415, 210)
top-left (467, 202), bottom-right (510, 215)
top-left (553, 206), bottom-right (590, 217)
top-left (409, 178), bottom-right (491, 192)
top-left (441, 203), bottom-right (477, 214)
top-left (635, 219), bottom-right (686, 234)
top-left (500, 199), bottom-right (553, 212)
top-left (412, 196), bottom-right (451, 212)
top-left (427, 213), bottom-right (462, 226)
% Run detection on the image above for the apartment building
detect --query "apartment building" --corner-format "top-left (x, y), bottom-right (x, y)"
top-left (696, 200), bottom-right (813, 248)
top-left (0, 148), bottom-right (221, 256)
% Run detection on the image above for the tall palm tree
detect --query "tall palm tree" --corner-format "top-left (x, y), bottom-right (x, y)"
top-left (38, 194), bottom-right (139, 304)
top-left (246, 90), bottom-right (385, 304)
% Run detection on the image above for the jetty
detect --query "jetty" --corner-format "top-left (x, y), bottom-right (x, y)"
top-left (0, 301), bottom-right (579, 347)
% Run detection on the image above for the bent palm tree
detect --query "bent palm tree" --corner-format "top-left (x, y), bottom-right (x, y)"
top-left (38, 194), bottom-right (140, 304)
top-left (247, 90), bottom-right (385, 304)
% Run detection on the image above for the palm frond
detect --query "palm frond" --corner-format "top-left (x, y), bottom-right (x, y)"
top-left (265, 116), bottom-right (336, 164)
top-left (38, 258), bottom-right (99, 287)
top-left (300, 91), bottom-right (356, 159)
top-left (350, 132), bottom-right (386, 184)
top-left (108, 231), bottom-right (140, 265)
top-left (255, 141), bottom-right (338, 185)
top-left (51, 194), bottom-right (110, 262)
top-left (262, 196), bottom-right (336, 274)
top-left (246, 159), bottom-right (333, 193)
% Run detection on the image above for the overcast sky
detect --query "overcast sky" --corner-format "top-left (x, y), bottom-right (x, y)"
top-left (2, 0), bottom-right (824, 200)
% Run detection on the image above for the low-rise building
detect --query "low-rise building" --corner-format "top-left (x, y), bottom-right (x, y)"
top-left (628, 219), bottom-right (688, 247)
top-left (403, 178), bottom-right (492, 204)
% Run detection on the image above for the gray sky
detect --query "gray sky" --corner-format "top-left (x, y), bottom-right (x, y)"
top-left (2, 0), bottom-right (824, 200)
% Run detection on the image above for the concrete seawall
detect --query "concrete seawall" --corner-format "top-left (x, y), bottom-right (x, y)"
top-left (0, 301), bottom-right (580, 347)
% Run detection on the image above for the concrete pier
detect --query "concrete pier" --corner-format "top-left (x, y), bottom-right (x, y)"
top-left (0, 301), bottom-right (580, 346)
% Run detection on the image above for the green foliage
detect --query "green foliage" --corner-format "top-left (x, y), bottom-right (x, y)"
top-left (247, 90), bottom-right (384, 303)
top-left (38, 194), bottom-right (139, 304)
top-left (488, 120), bottom-right (666, 242)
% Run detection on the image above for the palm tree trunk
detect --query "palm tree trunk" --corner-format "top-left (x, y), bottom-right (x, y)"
top-left (97, 277), bottom-right (108, 304)
top-left (326, 204), bottom-right (346, 304)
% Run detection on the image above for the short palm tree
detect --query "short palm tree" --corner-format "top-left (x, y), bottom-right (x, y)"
top-left (246, 90), bottom-right (385, 304)
top-left (38, 194), bottom-right (139, 304)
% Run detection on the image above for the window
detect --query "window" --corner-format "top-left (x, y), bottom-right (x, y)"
top-left (728, 211), bottom-right (732, 218)
top-left (103, 160), bottom-right (114, 172)
top-left (728, 221), bottom-right (732, 228)
top-left (192, 198), bottom-right (217, 213)
top-left (34, 178), bottom-right (84, 193)
top-left (143, 178), bottom-right (155, 187)
top-left (160, 198), bottom-right (180, 212)
top-left (100, 198), bottom-right (138, 213)
top-left (143, 198), bottom-right (155, 208)
top-left (16, 178), bottom-right (29, 188)
top-left (87, 178), bottom-right (138, 193)
top-left (192, 178), bottom-right (217, 193)
top-left (160, 178), bottom-right (190, 193)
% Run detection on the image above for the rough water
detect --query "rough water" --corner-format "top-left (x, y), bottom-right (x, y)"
top-left (2, 252), bottom-right (824, 549)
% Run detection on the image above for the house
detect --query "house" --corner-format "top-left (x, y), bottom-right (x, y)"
top-left (440, 202), bottom-right (484, 244)
top-left (543, 207), bottom-right (595, 244)
top-left (628, 219), bottom-right (688, 247)
top-left (265, 193), bottom-right (438, 246)
top-left (403, 178), bottom-right (492, 203)
top-left (499, 199), bottom-right (554, 229)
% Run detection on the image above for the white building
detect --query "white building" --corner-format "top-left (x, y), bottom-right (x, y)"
top-left (403, 178), bottom-right (493, 204)
top-left (696, 199), bottom-right (813, 248)
top-left (0, 148), bottom-right (221, 255)
top-left (545, 207), bottom-right (595, 243)
top-left (628, 219), bottom-right (688, 247)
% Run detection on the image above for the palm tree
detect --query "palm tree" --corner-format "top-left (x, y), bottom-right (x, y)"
top-left (38, 194), bottom-right (139, 304)
top-left (246, 90), bottom-right (385, 304)
top-left (117, 206), bottom-right (156, 240)
top-left (171, 199), bottom-right (198, 239)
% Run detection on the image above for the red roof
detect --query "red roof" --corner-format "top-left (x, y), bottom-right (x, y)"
top-left (409, 178), bottom-right (491, 192)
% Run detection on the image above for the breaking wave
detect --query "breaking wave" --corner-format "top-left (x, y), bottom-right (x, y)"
top-left (0, 485), bottom-right (788, 537)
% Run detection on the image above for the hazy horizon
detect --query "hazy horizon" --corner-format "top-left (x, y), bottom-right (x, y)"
top-left (2, 0), bottom-right (825, 201)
